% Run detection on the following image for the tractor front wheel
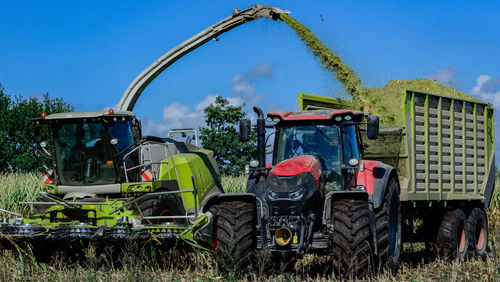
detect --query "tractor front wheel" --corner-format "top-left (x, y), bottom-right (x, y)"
top-left (331, 198), bottom-right (373, 278)
top-left (211, 201), bottom-right (256, 272)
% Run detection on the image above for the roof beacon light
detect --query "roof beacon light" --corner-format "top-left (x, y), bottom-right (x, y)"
top-left (41, 112), bottom-right (47, 118)
top-left (108, 109), bottom-right (115, 115)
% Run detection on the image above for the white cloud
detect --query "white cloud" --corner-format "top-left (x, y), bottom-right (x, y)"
top-left (143, 62), bottom-right (276, 136)
top-left (142, 96), bottom-right (214, 136)
top-left (426, 65), bottom-right (459, 87)
top-left (470, 74), bottom-right (500, 108)
top-left (232, 62), bottom-right (276, 108)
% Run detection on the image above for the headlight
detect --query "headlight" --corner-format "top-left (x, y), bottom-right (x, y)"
top-left (267, 187), bottom-right (278, 200)
top-left (289, 186), bottom-right (306, 201)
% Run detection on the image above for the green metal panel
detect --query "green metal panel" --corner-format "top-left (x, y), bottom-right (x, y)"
top-left (424, 94), bottom-right (430, 200)
top-left (450, 100), bottom-right (455, 194)
top-left (298, 92), bottom-right (352, 110)
top-left (473, 104), bottom-right (478, 194)
top-left (159, 153), bottom-right (218, 211)
top-left (402, 89), bottom-right (494, 202)
top-left (462, 101), bottom-right (466, 195)
top-left (437, 97), bottom-right (443, 200)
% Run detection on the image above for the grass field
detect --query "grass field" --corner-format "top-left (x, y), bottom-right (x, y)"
top-left (0, 173), bottom-right (498, 281)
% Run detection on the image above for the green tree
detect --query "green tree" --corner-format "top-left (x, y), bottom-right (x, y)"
top-left (199, 96), bottom-right (256, 175)
top-left (0, 84), bottom-right (73, 172)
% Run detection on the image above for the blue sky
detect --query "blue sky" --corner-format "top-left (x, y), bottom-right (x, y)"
top-left (1, 0), bottom-right (499, 164)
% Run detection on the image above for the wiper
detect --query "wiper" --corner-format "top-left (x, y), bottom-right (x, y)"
top-left (311, 123), bottom-right (334, 143)
top-left (114, 137), bottom-right (144, 157)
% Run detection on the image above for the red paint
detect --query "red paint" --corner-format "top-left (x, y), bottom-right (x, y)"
top-left (43, 170), bottom-right (55, 184)
top-left (477, 221), bottom-right (485, 249)
top-left (268, 109), bottom-right (364, 121)
top-left (356, 160), bottom-right (381, 195)
top-left (270, 155), bottom-right (322, 188)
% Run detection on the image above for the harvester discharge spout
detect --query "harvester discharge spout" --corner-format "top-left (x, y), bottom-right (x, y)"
top-left (117, 5), bottom-right (290, 112)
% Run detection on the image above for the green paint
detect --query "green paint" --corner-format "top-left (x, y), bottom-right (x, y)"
top-left (280, 14), bottom-right (370, 101)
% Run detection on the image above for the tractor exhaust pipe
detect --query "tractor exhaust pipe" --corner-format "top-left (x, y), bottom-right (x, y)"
top-left (253, 107), bottom-right (266, 169)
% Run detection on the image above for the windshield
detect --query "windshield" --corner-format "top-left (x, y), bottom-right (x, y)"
top-left (53, 122), bottom-right (116, 186)
top-left (109, 121), bottom-right (135, 157)
top-left (275, 124), bottom-right (341, 191)
top-left (341, 123), bottom-right (360, 165)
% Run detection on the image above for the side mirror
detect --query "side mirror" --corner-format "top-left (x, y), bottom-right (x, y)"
top-left (239, 119), bottom-right (251, 142)
top-left (366, 115), bottom-right (379, 140)
top-left (36, 140), bottom-right (52, 158)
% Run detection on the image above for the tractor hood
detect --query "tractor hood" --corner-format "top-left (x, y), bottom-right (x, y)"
top-left (268, 155), bottom-right (322, 192)
top-left (266, 155), bottom-right (323, 216)
top-left (271, 155), bottom-right (321, 182)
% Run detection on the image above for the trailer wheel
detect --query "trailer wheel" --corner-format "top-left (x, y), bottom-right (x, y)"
top-left (375, 177), bottom-right (401, 272)
top-left (467, 207), bottom-right (488, 258)
top-left (332, 198), bottom-right (373, 278)
top-left (436, 208), bottom-right (468, 259)
top-left (211, 201), bottom-right (255, 272)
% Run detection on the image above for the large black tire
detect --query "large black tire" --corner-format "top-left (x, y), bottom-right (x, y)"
top-left (138, 189), bottom-right (185, 223)
top-left (212, 201), bottom-right (256, 272)
top-left (375, 177), bottom-right (402, 272)
top-left (332, 198), bottom-right (373, 278)
top-left (467, 207), bottom-right (488, 259)
top-left (436, 208), bottom-right (468, 259)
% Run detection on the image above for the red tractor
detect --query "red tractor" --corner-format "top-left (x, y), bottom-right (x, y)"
top-left (237, 107), bottom-right (401, 276)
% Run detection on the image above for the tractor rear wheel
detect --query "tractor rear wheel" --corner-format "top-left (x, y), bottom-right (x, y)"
top-left (436, 208), bottom-right (468, 259)
top-left (467, 207), bottom-right (488, 259)
top-left (375, 177), bottom-right (401, 272)
top-left (211, 201), bottom-right (256, 272)
top-left (331, 198), bottom-right (373, 278)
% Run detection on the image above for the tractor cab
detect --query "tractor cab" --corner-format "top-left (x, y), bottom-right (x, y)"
top-left (241, 108), bottom-right (379, 194)
top-left (32, 110), bottom-right (141, 187)
top-left (269, 110), bottom-right (364, 192)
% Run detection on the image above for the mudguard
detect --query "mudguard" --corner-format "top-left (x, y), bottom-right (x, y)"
top-left (484, 155), bottom-right (496, 209)
top-left (201, 192), bottom-right (256, 213)
top-left (323, 190), bottom-right (369, 225)
top-left (357, 160), bottom-right (397, 210)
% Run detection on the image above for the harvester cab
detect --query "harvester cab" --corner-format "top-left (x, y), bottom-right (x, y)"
top-left (33, 110), bottom-right (142, 188)
top-left (239, 105), bottom-right (400, 275)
